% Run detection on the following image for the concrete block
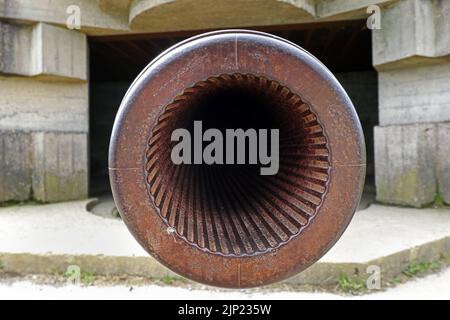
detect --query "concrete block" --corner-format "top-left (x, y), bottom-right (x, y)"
top-left (373, 0), bottom-right (450, 69)
top-left (316, 0), bottom-right (392, 18)
top-left (0, 22), bottom-right (34, 75)
top-left (0, 22), bottom-right (88, 204)
top-left (0, 21), bottom-right (87, 81)
top-left (32, 132), bottom-right (88, 203)
top-left (378, 62), bottom-right (450, 126)
top-left (98, 0), bottom-right (133, 15)
top-left (0, 0), bottom-right (127, 33)
top-left (128, 0), bottom-right (316, 31)
top-left (437, 123), bottom-right (450, 204)
top-left (34, 23), bottom-right (87, 80)
top-left (0, 0), bottom-right (403, 36)
top-left (0, 131), bottom-right (32, 202)
top-left (374, 124), bottom-right (437, 207)
top-left (0, 76), bottom-right (88, 132)
top-left (0, 130), bottom-right (88, 203)
top-left (434, 0), bottom-right (450, 57)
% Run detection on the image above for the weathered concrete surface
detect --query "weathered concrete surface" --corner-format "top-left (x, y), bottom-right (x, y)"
top-left (34, 23), bottom-right (87, 81)
top-left (0, 0), bottom-right (395, 35)
top-left (374, 124), bottom-right (436, 207)
top-left (128, 0), bottom-right (395, 31)
top-left (0, 131), bottom-right (88, 203)
top-left (0, 22), bottom-right (87, 80)
top-left (0, 21), bottom-right (88, 202)
top-left (0, 0), bottom-right (128, 35)
top-left (0, 76), bottom-right (88, 132)
top-left (0, 200), bottom-right (147, 256)
top-left (371, 0), bottom-right (450, 207)
top-left (375, 123), bottom-right (450, 207)
top-left (32, 132), bottom-right (88, 202)
top-left (378, 62), bottom-right (450, 126)
top-left (437, 125), bottom-right (450, 204)
top-left (0, 72), bottom-right (88, 203)
top-left (372, 0), bottom-right (450, 70)
top-left (316, 0), bottom-right (392, 18)
top-left (0, 22), bottom-right (33, 75)
top-left (129, 0), bottom-right (316, 30)
top-left (0, 131), bottom-right (32, 202)
top-left (0, 199), bottom-right (449, 286)
top-left (98, 0), bottom-right (132, 15)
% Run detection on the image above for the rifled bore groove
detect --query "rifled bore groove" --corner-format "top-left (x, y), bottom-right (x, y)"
top-left (145, 73), bottom-right (331, 257)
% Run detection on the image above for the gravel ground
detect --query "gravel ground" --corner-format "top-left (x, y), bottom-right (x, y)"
top-left (1, 267), bottom-right (449, 300)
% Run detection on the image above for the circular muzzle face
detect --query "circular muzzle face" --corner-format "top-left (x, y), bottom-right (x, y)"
top-left (109, 30), bottom-right (366, 288)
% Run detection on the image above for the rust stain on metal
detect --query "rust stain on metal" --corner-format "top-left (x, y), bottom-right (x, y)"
top-left (109, 30), bottom-right (366, 288)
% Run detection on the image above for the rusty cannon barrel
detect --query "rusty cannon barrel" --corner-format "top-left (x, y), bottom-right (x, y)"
top-left (109, 30), bottom-right (366, 288)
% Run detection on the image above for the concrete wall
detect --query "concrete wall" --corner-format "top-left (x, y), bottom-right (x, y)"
top-left (378, 62), bottom-right (450, 126)
top-left (0, 131), bottom-right (87, 203)
top-left (0, 21), bottom-right (88, 203)
top-left (0, 77), bottom-right (88, 132)
top-left (373, 0), bottom-right (450, 207)
top-left (0, 0), bottom-right (394, 35)
top-left (0, 22), bottom-right (87, 80)
top-left (375, 122), bottom-right (450, 207)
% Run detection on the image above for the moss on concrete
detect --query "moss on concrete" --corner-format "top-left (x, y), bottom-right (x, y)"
top-left (1, 163), bottom-right (88, 205)
top-left (0, 200), bottom-right (27, 208)
top-left (377, 169), bottom-right (418, 206)
top-left (0, 199), bottom-right (47, 208)
top-left (377, 169), bottom-right (443, 208)
top-left (1, 171), bottom-right (87, 205)
top-left (36, 171), bottom-right (87, 202)
top-left (337, 273), bottom-right (366, 294)
top-left (423, 192), bottom-right (450, 209)
top-left (403, 261), bottom-right (441, 277)
top-left (393, 169), bottom-right (419, 205)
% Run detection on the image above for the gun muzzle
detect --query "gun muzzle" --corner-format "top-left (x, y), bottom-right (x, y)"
top-left (109, 30), bottom-right (366, 288)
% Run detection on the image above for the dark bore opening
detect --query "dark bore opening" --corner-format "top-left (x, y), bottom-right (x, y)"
top-left (145, 74), bottom-right (331, 256)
